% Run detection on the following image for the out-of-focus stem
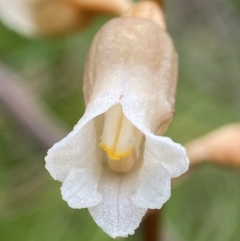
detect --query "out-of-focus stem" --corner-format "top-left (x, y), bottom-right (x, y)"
top-left (159, 0), bottom-right (164, 8)
top-left (0, 63), bottom-right (68, 149)
top-left (186, 124), bottom-right (240, 168)
top-left (70, 0), bottom-right (132, 14)
top-left (147, 0), bottom-right (164, 9)
top-left (141, 210), bottom-right (161, 241)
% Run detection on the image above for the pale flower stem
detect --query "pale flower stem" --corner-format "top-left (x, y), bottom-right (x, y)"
top-left (123, 1), bottom-right (166, 29)
top-left (0, 63), bottom-right (68, 149)
top-left (70, 0), bottom-right (132, 14)
top-left (173, 124), bottom-right (240, 186)
top-left (147, 0), bottom-right (164, 9)
top-left (185, 124), bottom-right (240, 168)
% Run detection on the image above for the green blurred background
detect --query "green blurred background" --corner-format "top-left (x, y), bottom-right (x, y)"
top-left (0, 0), bottom-right (240, 240)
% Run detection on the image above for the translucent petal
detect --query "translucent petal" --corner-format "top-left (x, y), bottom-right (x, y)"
top-left (89, 166), bottom-right (147, 238)
top-left (45, 118), bottom-right (103, 208)
top-left (45, 82), bottom-right (119, 182)
top-left (61, 168), bottom-right (102, 208)
top-left (144, 133), bottom-right (189, 178)
top-left (45, 119), bottom-right (98, 182)
top-left (130, 129), bottom-right (189, 209)
top-left (131, 161), bottom-right (171, 209)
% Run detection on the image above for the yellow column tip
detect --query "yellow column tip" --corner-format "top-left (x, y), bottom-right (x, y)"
top-left (99, 143), bottom-right (133, 160)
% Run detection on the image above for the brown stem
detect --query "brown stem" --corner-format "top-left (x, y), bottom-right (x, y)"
top-left (141, 210), bottom-right (161, 241)
top-left (0, 63), bottom-right (68, 149)
top-left (158, 0), bottom-right (164, 9)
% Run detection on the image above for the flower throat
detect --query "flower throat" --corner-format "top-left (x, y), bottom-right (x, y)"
top-left (99, 104), bottom-right (142, 173)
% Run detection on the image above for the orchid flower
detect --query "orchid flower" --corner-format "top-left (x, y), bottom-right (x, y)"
top-left (45, 16), bottom-right (189, 238)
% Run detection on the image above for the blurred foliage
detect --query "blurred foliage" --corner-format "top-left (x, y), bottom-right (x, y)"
top-left (0, 0), bottom-right (240, 240)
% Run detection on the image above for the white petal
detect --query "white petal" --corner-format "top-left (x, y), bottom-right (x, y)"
top-left (61, 168), bottom-right (102, 209)
top-left (131, 160), bottom-right (171, 209)
top-left (144, 133), bottom-right (189, 178)
top-left (45, 119), bottom-right (98, 182)
top-left (45, 118), bottom-right (103, 209)
top-left (45, 98), bottom-right (119, 210)
top-left (88, 166), bottom-right (147, 238)
top-left (131, 132), bottom-right (189, 209)
top-left (45, 82), bottom-right (118, 182)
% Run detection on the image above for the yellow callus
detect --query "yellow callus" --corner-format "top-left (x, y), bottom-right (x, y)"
top-left (99, 143), bottom-right (133, 160)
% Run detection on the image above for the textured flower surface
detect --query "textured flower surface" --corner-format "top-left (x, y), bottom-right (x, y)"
top-left (45, 17), bottom-right (189, 238)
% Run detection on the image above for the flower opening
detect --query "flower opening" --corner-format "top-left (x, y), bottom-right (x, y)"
top-left (99, 104), bottom-right (142, 172)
